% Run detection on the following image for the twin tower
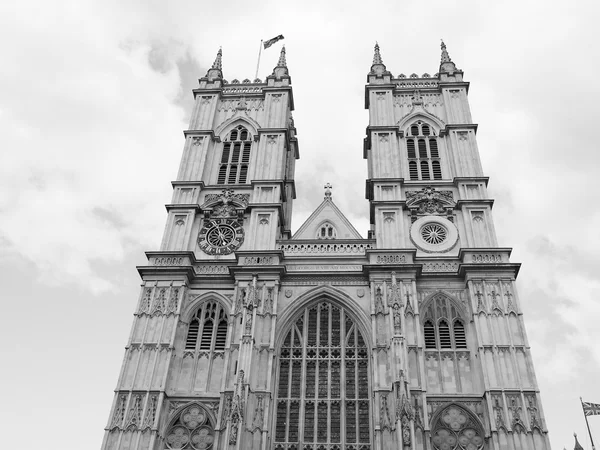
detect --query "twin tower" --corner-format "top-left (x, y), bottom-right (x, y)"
top-left (101, 43), bottom-right (552, 450)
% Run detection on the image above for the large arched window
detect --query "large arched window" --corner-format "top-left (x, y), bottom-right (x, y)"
top-left (431, 404), bottom-right (485, 449)
top-left (217, 125), bottom-right (251, 184)
top-left (406, 121), bottom-right (442, 181)
top-left (185, 301), bottom-right (228, 353)
top-left (421, 295), bottom-right (467, 350)
top-left (164, 403), bottom-right (215, 449)
top-left (275, 302), bottom-right (370, 450)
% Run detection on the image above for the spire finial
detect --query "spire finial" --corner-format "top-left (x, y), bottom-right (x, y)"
top-left (440, 39), bottom-right (452, 63)
top-left (373, 41), bottom-right (383, 65)
top-left (277, 45), bottom-right (287, 67)
top-left (212, 47), bottom-right (223, 70)
top-left (324, 182), bottom-right (332, 199)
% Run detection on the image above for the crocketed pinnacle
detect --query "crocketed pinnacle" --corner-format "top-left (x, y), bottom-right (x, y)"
top-left (573, 433), bottom-right (584, 450)
top-left (440, 40), bottom-right (452, 63)
top-left (277, 45), bottom-right (287, 67)
top-left (212, 47), bottom-right (222, 70)
top-left (373, 42), bottom-right (384, 65)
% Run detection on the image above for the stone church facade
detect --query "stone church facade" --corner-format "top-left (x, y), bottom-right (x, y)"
top-left (101, 43), bottom-right (551, 450)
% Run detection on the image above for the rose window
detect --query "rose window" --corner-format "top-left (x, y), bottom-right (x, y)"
top-left (431, 406), bottom-right (484, 450)
top-left (420, 223), bottom-right (447, 244)
top-left (166, 405), bottom-right (214, 450)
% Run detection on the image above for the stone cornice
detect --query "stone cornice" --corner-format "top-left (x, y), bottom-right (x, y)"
top-left (453, 177), bottom-right (489, 187)
top-left (183, 129), bottom-right (220, 142)
top-left (440, 123), bottom-right (478, 136)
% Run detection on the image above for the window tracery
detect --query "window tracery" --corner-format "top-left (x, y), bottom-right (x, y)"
top-left (275, 302), bottom-right (370, 450)
top-left (430, 405), bottom-right (485, 450)
top-left (217, 125), bottom-right (251, 184)
top-left (165, 404), bottom-right (215, 450)
top-left (407, 121), bottom-right (442, 181)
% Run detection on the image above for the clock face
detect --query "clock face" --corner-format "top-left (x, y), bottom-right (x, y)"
top-left (197, 218), bottom-right (244, 255)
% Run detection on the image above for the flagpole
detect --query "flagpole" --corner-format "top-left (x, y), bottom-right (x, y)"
top-left (255, 40), bottom-right (263, 80)
top-left (582, 397), bottom-right (597, 450)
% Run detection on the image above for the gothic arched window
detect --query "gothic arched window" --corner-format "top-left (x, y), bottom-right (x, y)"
top-left (406, 121), bottom-right (442, 181)
top-left (421, 295), bottom-right (467, 350)
top-left (217, 125), bottom-right (251, 185)
top-left (185, 301), bottom-right (228, 353)
top-left (316, 222), bottom-right (337, 239)
top-left (165, 404), bottom-right (215, 449)
top-left (431, 404), bottom-right (484, 450)
top-left (275, 302), bottom-right (371, 450)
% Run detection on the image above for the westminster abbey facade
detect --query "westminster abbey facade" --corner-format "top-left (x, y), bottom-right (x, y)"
top-left (101, 43), bottom-right (552, 450)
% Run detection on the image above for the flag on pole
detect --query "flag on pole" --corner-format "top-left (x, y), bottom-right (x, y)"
top-left (263, 35), bottom-right (284, 49)
top-left (583, 401), bottom-right (600, 416)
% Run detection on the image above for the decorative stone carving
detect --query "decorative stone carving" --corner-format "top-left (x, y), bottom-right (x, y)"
top-left (139, 288), bottom-right (153, 314)
top-left (422, 261), bottom-right (459, 272)
top-left (285, 289), bottom-right (293, 298)
top-left (380, 394), bottom-right (393, 431)
top-left (278, 242), bottom-right (373, 255)
top-left (125, 394), bottom-right (143, 430)
top-left (244, 256), bottom-right (273, 265)
top-left (168, 287), bottom-right (179, 313)
top-left (388, 273), bottom-right (402, 334)
top-left (492, 395), bottom-right (505, 429)
top-left (488, 284), bottom-right (502, 313)
top-left (473, 283), bottom-right (485, 313)
top-left (374, 284), bottom-right (385, 314)
top-left (143, 395), bottom-right (158, 430)
top-left (111, 394), bottom-right (127, 429)
top-left (195, 265), bottom-right (229, 275)
top-left (192, 136), bottom-right (203, 146)
top-left (229, 371), bottom-right (245, 444)
top-left (503, 283), bottom-right (516, 312)
top-left (264, 287), bottom-right (274, 314)
top-left (251, 395), bottom-right (264, 431)
top-left (204, 189), bottom-right (250, 209)
top-left (357, 288), bottom-right (365, 298)
top-left (152, 288), bottom-right (167, 315)
top-left (526, 394), bottom-right (541, 430)
top-left (406, 186), bottom-right (455, 222)
top-left (234, 288), bottom-right (245, 315)
top-left (507, 395), bottom-right (524, 429)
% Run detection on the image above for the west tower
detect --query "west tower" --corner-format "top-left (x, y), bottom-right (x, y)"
top-left (102, 43), bottom-right (551, 450)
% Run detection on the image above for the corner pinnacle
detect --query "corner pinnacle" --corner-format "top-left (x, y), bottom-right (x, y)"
top-left (212, 47), bottom-right (223, 70)
top-left (277, 45), bottom-right (287, 67)
top-left (440, 39), bottom-right (452, 63)
top-left (373, 42), bottom-right (384, 66)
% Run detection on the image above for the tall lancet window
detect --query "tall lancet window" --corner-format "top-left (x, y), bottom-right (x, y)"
top-left (406, 121), bottom-right (442, 181)
top-left (217, 125), bottom-right (251, 184)
top-left (275, 302), bottom-right (371, 450)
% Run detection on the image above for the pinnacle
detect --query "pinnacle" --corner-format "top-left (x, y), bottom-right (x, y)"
top-left (277, 45), bottom-right (287, 67)
top-left (212, 47), bottom-right (223, 70)
top-left (440, 39), bottom-right (452, 63)
top-left (373, 42), bottom-right (384, 66)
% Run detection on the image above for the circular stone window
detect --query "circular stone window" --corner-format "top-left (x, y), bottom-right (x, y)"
top-left (410, 216), bottom-right (458, 253)
top-left (421, 223), bottom-right (447, 244)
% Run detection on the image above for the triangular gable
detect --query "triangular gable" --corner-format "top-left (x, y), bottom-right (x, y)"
top-left (292, 198), bottom-right (363, 240)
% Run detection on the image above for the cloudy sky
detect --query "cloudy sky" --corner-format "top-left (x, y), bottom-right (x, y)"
top-left (1, 0), bottom-right (599, 448)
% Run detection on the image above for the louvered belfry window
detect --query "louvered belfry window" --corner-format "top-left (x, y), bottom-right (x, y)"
top-left (421, 295), bottom-right (467, 350)
top-left (185, 301), bottom-right (228, 352)
top-left (217, 125), bottom-right (251, 184)
top-left (275, 302), bottom-right (371, 450)
top-left (406, 121), bottom-right (442, 180)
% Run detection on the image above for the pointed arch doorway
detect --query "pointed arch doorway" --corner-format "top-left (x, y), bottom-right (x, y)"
top-left (274, 301), bottom-right (371, 450)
